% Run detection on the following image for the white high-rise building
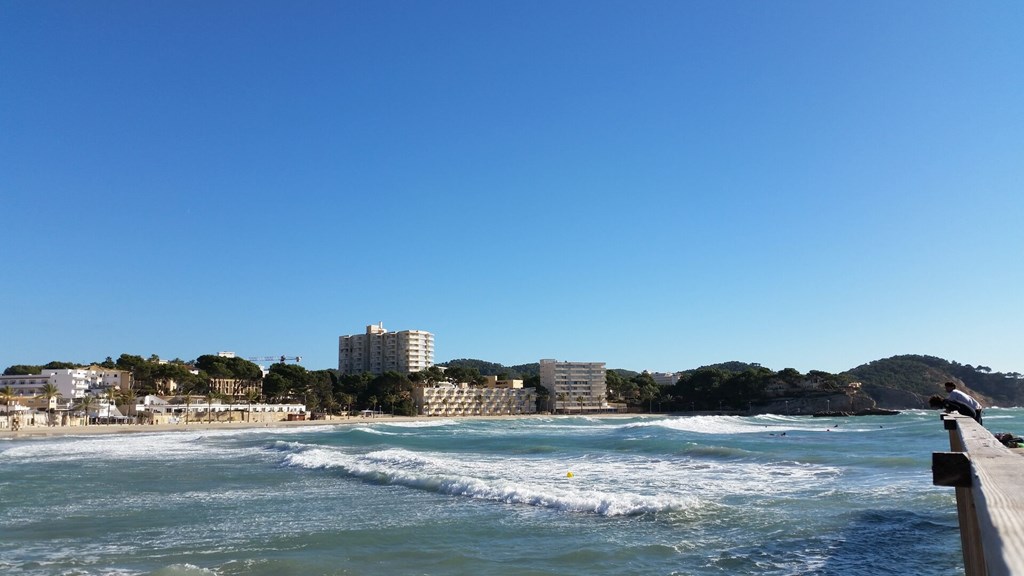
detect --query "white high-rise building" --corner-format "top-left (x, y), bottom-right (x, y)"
top-left (539, 359), bottom-right (607, 413)
top-left (338, 323), bottom-right (434, 375)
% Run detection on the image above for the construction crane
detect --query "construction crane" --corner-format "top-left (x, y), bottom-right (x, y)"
top-left (247, 356), bottom-right (302, 364)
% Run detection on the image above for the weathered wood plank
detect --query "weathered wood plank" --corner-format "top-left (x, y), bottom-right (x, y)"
top-left (936, 413), bottom-right (1024, 576)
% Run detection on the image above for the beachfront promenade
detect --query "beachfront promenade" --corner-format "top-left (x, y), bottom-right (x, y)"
top-left (933, 413), bottom-right (1024, 576)
top-left (0, 412), bottom-right (629, 440)
top-left (0, 413), bottom-right (429, 439)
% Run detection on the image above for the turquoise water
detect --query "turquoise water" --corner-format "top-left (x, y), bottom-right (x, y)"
top-left (2, 409), bottom-right (1021, 575)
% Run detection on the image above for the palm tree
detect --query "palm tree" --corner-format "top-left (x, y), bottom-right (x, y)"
top-left (118, 385), bottom-right (138, 424)
top-left (337, 393), bottom-right (354, 418)
top-left (324, 397), bottom-right (340, 419)
top-left (576, 395), bottom-right (585, 415)
top-left (204, 389), bottom-right (219, 423)
top-left (176, 378), bottom-right (200, 425)
top-left (182, 391), bottom-right (193, 424)
top-left (243, 390), bottom-right (261, 422)
top-left (556, 393), bottom-right (567, 414)
top-left (75, 395), bottom-right (97, 426)
top-left (1, 385), bottom-right (15, 430)
top-left (37, 383), bottom-right (63, 426)
top-left (105, 387), bottom-right (119, 424)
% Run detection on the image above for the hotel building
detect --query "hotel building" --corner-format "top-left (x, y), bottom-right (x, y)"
top-left (0, 368), bottom-right (129, 403)
top-left (338, 323), bottom-right (434, 375)
top-left (414, 377), bottom-right (537, 416)
top-left (539, 359), bottom-right (609, 413)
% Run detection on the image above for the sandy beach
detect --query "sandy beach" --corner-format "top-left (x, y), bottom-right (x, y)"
top-left (0, 413), bottom-right (640, 440)
top-left (0, 415), bottom-right (438, 439)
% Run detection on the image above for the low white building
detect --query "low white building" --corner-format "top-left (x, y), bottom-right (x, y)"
top-left (137, 395), bottom-right (306, 418)
top-left (650, 372), bottom-right (683, 387)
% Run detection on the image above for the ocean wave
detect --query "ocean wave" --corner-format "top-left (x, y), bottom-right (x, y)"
top-left (150, 564), bottom-right (218, 576)
top-left (678, 443), bottom-right (752, 459)
top-left (0, 432), bottom-right (225, 463)
top-left (345, 426), bottom-right (399, 436)
top-left (279, 446), bottom-right (700, 516)
top-left (636, 415), bottom-right (774, 435)
top-left (621, 414), bottom-right (880, 435)
top-left (377, 419), bottom-right (460, 428)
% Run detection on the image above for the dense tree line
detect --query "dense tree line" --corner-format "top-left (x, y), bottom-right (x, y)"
top-left (7, 353), bottom-right (1023, 414)
top-left (440, 359), bottom-right (541, 379)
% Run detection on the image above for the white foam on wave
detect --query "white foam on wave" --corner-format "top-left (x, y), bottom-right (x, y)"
top-left (377, 419), bottom-right (460, 428)
top-left (280, 445), bottom-right (702, 516)
top-left (633, 415), bottom-right (768, 434)
top-left (623, 414), bottom-right (868, 435)
top-left (276, 438), bottom-right (844, 516)
top-left (150, 563), bottom-right (218, 576)
top-left (347, 426), bottom-right (398, 435)
top-left (0, 430), bottom-right (267, 463)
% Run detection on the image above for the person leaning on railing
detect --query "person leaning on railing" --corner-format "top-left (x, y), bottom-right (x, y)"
top-left (929, 382), bottom-right (983, 425)
top-left (945, 381), bottom-right (983, 425)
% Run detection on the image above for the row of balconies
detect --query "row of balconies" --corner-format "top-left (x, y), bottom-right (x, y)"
top-left (425, 400), bottom-right (528, 407)
top-left (423, 400), bottom-right (531, 409)
top-left (420, 404), bottom-right (534, 415)
top-left (421, 396), bottom-right (534, 404)
top-left (423, 389), bottom-right (529, 397)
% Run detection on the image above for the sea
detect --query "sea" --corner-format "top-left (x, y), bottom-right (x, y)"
top-left (3, 408), bottom-right (1022, 576)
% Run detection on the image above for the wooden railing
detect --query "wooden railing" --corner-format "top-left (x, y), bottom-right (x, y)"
top-left (933, 413), bottom-right (1024, 576)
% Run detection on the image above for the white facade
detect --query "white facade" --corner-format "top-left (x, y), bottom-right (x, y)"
top-left (138, 395), bottom-right (306, 417)
top-left (539, 359), bottom-right (608, 413)
top-left (650, 372), bottom-right (682, 387)
top-left (0, 368), bottom-right (129, 402)
top-left (338, 323), bottom-right (434, 375)
top-left (414, 383), bottom-right (537, 416)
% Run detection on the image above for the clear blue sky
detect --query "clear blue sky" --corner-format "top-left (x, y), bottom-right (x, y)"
top-left (3, 1), bottom-right (1022, 375)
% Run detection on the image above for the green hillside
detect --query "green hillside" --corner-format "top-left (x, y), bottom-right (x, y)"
top-left (844, 354), bottom-right (1024, 407)
top-left (439, 354), bottom-right (1024, 409)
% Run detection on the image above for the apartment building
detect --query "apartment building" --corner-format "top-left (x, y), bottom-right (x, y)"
top-left (0, 368), bottom-right (130, 403)
top-left (338, 323), bottom-right (434, 375)
top-left (539, 359), bottom-right (608, 413)
top-left (208, 378), bottom-right (261, 398)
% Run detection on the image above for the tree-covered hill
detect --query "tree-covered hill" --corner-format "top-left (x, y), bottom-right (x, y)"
top-left (844, 354), bottom-right (1024, 407)
top-left (683, 361), bottom-right (766, 375)
top-left (438, 359), bottom-right (523, 378)
top-left (438, 359), bottom-right (625, 379)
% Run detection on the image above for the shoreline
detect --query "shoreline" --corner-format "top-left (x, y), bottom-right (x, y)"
top-left (0, 413), bottom-right (644, 440)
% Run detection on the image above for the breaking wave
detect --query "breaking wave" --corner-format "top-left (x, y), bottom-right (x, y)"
top-left (278, 445), bottom-right (700, 516)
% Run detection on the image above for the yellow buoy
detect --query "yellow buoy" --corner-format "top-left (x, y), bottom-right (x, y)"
top-left (566, 471), bottom-right (574, 478)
